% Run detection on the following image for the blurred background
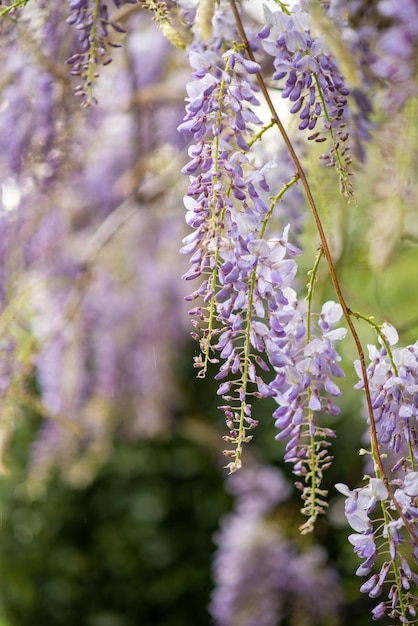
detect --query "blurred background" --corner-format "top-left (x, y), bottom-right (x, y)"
top-left (0, 1), bottom-right (418, 625)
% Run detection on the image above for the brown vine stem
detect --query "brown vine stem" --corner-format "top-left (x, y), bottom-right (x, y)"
top-left (228, 0), bottom-right (417, 539)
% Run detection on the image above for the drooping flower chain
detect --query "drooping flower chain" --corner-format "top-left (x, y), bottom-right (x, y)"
top-left (337, 324), bottom-right (418, 623)
top-left (271, 290), bottom-right (347, 532)
top-left (258, 2), bottom-right (353, 196)
top-left (354, 327), bottom-right (418, 473)
top-left (179, 43), bottom-right (306, 472)
top-left (66, 0), bottom-right (133, 105)
top-left (337, 475), bottom-right (418, 624)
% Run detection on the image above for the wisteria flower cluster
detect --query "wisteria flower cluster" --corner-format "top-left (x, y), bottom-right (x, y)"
top-left (210, 464), bottom-right (342, 626)
top-left (66, 0), bottom-right (135, 104)
top-left (259, 2), bottom-right (353, 195)
top-left (336, 474), bottom-right (418, 623)
top-left (179, 41), bottom-right (296, 472)
top-left (270, 297), bottom-right (346, 531)
top-left (328, 0), bottom-right (418, 113)
top-left (354, 324), bottom-right (418, 469)
top-left (334, 323), bottom-right (418, 622)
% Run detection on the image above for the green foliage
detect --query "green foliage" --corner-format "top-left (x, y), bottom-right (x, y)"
top-left (0, 419), bottom-right (231, 626)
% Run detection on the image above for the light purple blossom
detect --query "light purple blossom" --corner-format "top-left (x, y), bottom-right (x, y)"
top-left (339, 319), bottom-right (418, 615)
top-left (336, 471), bottom-right (417, 619)
top-left (336, 479), bottom-right (387, 533)
top-left (372, 0), bottom-right (418, 88)
top-left (66, 0), bottom-right (133, 103)
top-left (0, 10), bottom-right (193, 484)
top-left (354, 332), bottom-right (418, 473)
top-left (210, 464), bottom-right (342, 626)
top-left (329, 0), bottom-right (418, 110)
top-left (226, 463), bottom-right (292, 516)
top-left (269, 299), bottom-right (346, 529)
top-left (179, 36), bottom-right (305, 470)
top-left (259, 2), bottom-right (353, 195)
top-left (180, 35), bottom-right (346, 500)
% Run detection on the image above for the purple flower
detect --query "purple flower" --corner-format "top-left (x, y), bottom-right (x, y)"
top-left (329, 0), bottom-right (418, 111)
top-left (226, 463), bottom-right (291, 516)
top-left (372, 0), bottom-right (418, 87)
top-left (354, 330), bottom-right (418, 472)
top-left (210, 464), bottom-right (341, 626)
top-left (66, 0), bottom-right (128, 104)
top-left (336, 473), bottom-right (418, 620)
top-left (0, 10), bottom-right (194, 485)
top-left (179, 38), bottom-right (304, 471)
top-left (269, 299), bottom-right (346, 530)
top-left (259, 3), bottom-right (353, 196)
top-left (336, 479), bottom-right (387, 533)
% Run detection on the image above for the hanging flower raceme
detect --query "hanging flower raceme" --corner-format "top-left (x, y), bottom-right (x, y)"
top-left (336, 476), bottom-right (418, 623)
top-left (336, 323), bottom-right (418, 622)
top-left (66, 0), bottom-right (133, 104)
top-left (210, 464), bottom-right (342, 626)
top-left (179, 42), bottom-right (304, 472)
top-left (258, 2), bottom-right (353, 196)
top-left (270, 297), bottom-right (347, 532)
top-left (354, 325), bottom-right (418, 470)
